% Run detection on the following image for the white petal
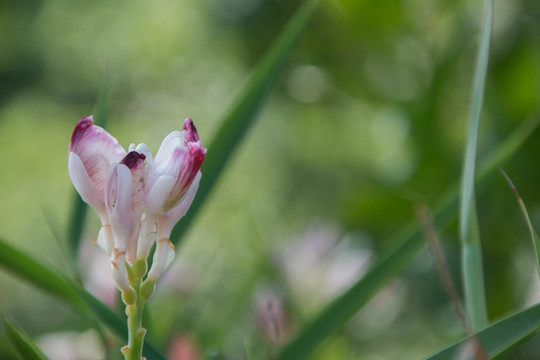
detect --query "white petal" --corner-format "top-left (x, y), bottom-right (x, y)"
top-left (135, 143), bottom-right (153, 164)
top-left (114, 164), bottom-right (133, 218)
top-left (156, 172), bottom-right (201, 240)
top-left (68, 152), bottom-right (106, 217)
top-left (105, 164), bottom-right (133, 250)
top-left (96, 225), bottom-right (114, 254)
top-left (145, 175), bottom-right (176, 215)
top-left (153, 131), bottom-right (183, 166)
top-left (147, 238), bottom-right (175, 281)
top-left (110, 252), bottom-right (130, 292)
top-left (137, 229), bottom-right (157, 261)
top-left (136, 214), bottom-right (158, 260)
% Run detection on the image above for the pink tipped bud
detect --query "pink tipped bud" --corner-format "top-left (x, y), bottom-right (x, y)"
top-left (68, 116), bottom-right (126, 220)
top-left (183, 118), bottom-right (200, 142)
top-left (145, 119), bottom-right (206, 216)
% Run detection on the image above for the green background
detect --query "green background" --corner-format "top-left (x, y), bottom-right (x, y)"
top-left (1, 0), bottom-right (540, 358)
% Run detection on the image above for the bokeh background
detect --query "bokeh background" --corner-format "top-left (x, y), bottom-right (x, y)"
top-left (1, 0), bottom-right (540, 359)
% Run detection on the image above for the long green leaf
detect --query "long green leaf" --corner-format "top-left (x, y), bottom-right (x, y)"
top-left (3, 317), bottom-right (48, 360)
top-left (500, 168), bottom-right (540, 276)
top-left (170, 0), bottom-right (320, 246)
top-left (424, 302), bottom-right (540, 359)
top-left (0, 239), bottom-right (166, 360)
top-left (459, 0), bottom-right (493, 331)
top-left (0, 240), bottom-right (84, 311)
top-left (276, 114), bottom-right (540, 360)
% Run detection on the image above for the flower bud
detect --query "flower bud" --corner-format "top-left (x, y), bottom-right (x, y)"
top-left (68, 116), bottom-right (126, 221)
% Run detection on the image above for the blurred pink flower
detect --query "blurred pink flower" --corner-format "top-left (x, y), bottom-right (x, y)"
top-left (167, 334), bottom-right (201, 360)
top-left (277, 222), bottom-right (372, 312)
top-left (257, 293), bottom-right (289, 346)
top-left (79, 239), bottom-right (117, 307)
top-left (38, 330), bottom-right (104, 360)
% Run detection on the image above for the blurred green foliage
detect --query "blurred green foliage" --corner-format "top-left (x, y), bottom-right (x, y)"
top-left (1, 0), bottom-right (540, 359)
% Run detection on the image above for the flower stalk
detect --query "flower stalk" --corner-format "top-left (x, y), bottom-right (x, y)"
top-left (121, 260), bottom-right (147, 360)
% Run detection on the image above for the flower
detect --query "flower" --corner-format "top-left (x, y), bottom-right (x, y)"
top-left (68, 116), bottom-right (126, 223)
top-left (145, 118), bottom-right (206, 217)
top-left (137, 118), bottom-right (206, 275)
top-left (68, 116), bottom-right (206, 291)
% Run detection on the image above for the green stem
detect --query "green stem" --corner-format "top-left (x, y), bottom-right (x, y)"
top-left (122, 262), bottom-right (147, 360)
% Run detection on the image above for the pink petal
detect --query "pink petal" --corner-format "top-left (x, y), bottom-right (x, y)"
top-left (166, 143), bottom-right (205, 210)
top-left (145, 119), bottom-right (206, 214)
top-left (69, 116), bottom-right (126, 197)
top-left (183, 118), bottom-right (200, 142)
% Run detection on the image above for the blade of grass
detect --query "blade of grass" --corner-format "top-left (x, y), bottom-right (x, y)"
top-left (499, 168), bottom-right (540, 276)
top-left (169, 0), bottom-right (320, 247)
top-left (92, 60), bottom-right (113, 129)
top-left (0, 240), bottom-right (84, 311)
top-left (42, 203), bottom-right (76, 277)
top-left (416, 204), bottom-right (488, 360)
top-left (0, 239), bottom-right (166, 360)
top-left (3, 316), bottom-right (48, 360)
top-left (459, 0), bottom-right (493, 331)
top-left (66, 63), bottom-right (112, 260)
top-left (424, 302), bottom-right (540, 359)
top-left (276, 115), bottom-right (539, 360)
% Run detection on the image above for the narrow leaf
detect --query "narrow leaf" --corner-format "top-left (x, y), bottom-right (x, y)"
top-left (0, 239), bottom-right (166, 360)
top-left (276, 115), bottom-right (539, 360)
top-left (499, 168), bottom-right (540, 276)
top-left (3, 317), bottom-right (48, 360)
top-left (459, 0), bottom-right (493, 331)
top-left (0, 240), bottom-right (84, 311)
top-left (424, 302), bottom-right (540, 359)
top-left (170, 0), bottom-right (320, 246)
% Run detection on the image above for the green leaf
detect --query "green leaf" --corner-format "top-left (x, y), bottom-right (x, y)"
top-left (499, 168), bottom-right (540, 277)
top-left (66, 193), bottom-right (87, 271)
top-left (0, 239), bottom-right (166, 360)
top-left (276, 114), bottom-right (540, 360)
top-left (169, 0), bottom-right (321, 246)
top-left (458, 0), bottom-right (493, 331)
top-left (3, 316), bottom-right (48, 360)
top-left (0, 240), bottom-right (84, 311)
top-left (424, 302), bottom-right (540, 359)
